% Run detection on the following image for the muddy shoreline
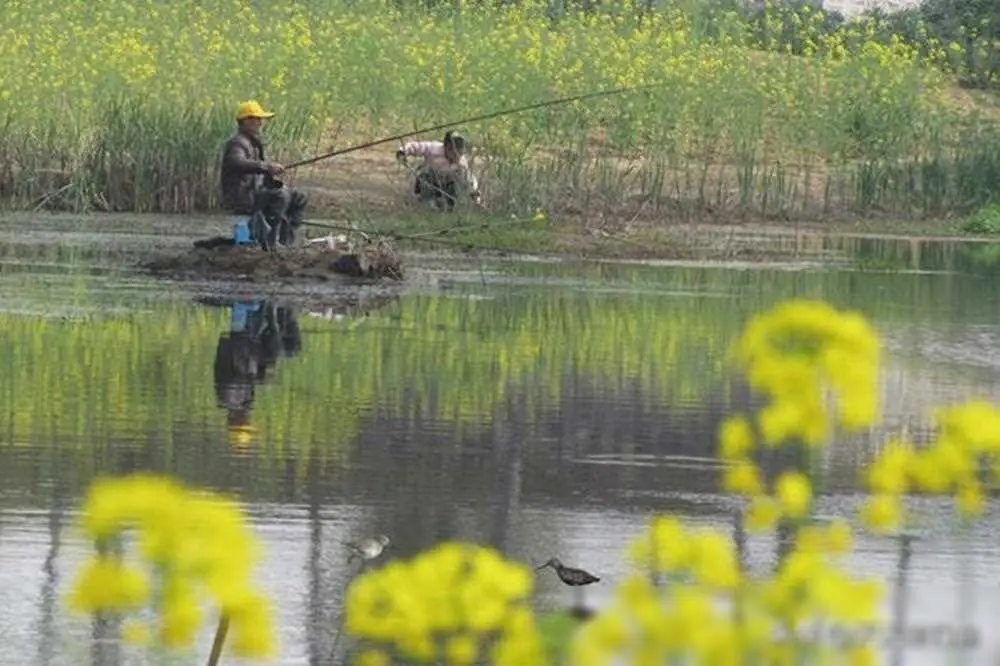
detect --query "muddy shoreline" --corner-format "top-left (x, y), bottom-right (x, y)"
top-left (2, 211), bottom-right (997, 283)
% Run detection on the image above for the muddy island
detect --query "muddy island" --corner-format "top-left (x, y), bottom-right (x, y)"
top-left (140, 236), bottom-right (404, 283)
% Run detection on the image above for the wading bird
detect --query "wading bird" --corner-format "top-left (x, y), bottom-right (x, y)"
top-left (345, 534), bottom-right (391, 566)
top-left (535, 557), bottom-right (600, 611)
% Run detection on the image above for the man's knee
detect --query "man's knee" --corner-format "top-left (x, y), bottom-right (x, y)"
top-left (289, 188), bottom-right (308, 210)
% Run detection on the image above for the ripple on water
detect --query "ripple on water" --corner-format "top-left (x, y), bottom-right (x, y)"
top-left (1, 252), bottom-right (1000, 663)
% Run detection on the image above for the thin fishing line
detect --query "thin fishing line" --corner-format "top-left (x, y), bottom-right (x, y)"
top-left (285, 83), bottom-right (659, 170)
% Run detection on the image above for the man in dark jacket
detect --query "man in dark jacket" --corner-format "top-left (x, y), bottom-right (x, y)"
top-left (220, 100), bottom-right (308, 248)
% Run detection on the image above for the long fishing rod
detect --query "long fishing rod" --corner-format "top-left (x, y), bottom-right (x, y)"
top-left (284, 82), bottom-right (659, 170)
top-left (302, 218), bottom-right (536, 252)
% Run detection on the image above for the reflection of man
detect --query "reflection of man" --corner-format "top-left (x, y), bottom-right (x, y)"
top-left (212, 300), bottom-right (302, 446)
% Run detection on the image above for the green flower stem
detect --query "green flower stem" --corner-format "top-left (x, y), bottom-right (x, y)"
top-left (206, 614), bottom-right (230, 666)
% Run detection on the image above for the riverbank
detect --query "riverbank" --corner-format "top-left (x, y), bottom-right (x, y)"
top-left (5, 0), bottom-right (999, 223)
top-left (2, 209), bottom-right (998, 278)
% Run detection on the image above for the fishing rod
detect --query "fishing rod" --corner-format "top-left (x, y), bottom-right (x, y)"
top-left (302, 217), bottom-right (541, 253)
top-left (284, 82), bottom-right (660, 170)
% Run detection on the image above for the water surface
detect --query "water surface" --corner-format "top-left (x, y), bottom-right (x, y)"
top-left (2, 236), bottom-right (1000, 665)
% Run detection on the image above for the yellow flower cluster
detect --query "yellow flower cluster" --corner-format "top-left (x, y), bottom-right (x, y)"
top-left (570, 575), bottom-right (744, 666)
top-left (626, 516), bottom-right (740, 590)
top-left (735, 299), bottom-right (881, 444)
top-left (68, 473), bottom-right (275, 659)
top-left (759, 520), bottom-right (880, 631)
top-left (541, 299), bottom-right (880, 664)
top-left (720, 300), bottom-right (881, 531)
top-left (0, 0), bottom-right (961, 169)
top-left (571, 514), bottom-right (881, 665)
top-left (861, 400), bottom-right (1000, 533)
top-left (344, 542), bottom-right (547, 666)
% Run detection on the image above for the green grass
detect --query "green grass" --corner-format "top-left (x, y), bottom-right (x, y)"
top-left (960, 202), bottom-right (1000, 235)
top-left (1, 0), bottom-right (999, 223)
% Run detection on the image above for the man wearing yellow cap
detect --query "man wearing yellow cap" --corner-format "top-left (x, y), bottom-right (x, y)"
top-left (220, 100), bottom-right (308, 249)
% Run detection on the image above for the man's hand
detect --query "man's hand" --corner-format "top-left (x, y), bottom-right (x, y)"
top-left (395, 148), bottom-right (407, 164)
top-left (265, 161), bottom-right (285, 176)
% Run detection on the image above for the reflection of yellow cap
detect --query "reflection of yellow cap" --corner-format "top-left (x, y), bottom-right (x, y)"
top-left (228, 424), bottom-right (256, 447)
top-left (236, 100), bottom-right (275, 121)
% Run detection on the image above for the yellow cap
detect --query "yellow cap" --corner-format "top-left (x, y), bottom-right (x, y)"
top-left (236, 100), bottom-right (275, 121)
top-left (228, 423), bottom-right (256, 447)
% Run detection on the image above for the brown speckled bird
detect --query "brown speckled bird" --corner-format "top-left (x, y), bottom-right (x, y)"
top-left (536, 557), bottom-right (600, 586)
top-left (536, 557), bottom-right (600, 610)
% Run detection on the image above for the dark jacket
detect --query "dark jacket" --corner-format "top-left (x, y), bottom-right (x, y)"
top-left (220, 129), bottom-right (270, 213)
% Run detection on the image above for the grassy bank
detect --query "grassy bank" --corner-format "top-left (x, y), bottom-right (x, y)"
top-left (1, 0), bottom-right (998, 225)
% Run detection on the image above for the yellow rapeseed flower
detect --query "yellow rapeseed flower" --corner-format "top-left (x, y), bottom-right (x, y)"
top-left (723, 460), bottom-right (764, 496)
top-left (734, 299), bottom-right (881, 449)
top-left (865, 436), bottom-right (914, 495)
top-left (718, 414), bottom-right (755, 460)
top-left (908, 447), bottom-right (951, 493)
top-left (445, 634), bottom-right (479, 665)
top-left (824, 518), bottom-right (854, 555)
top-left (68, 555), bottom-right (150, 613)
top-left (936, 400), bottom-right (1000, 453)
top-left (354, 649), bottom-right (392, 666)
top-left (860, 493), bottom-right (903, 534)
top-left (344, 542), bottom-right (545, 665)
top-left (775, 471), bottom-right (812, 519)
top-left (688, 530), bottom-right (740, 589)
top-left (746, 496), bottom-right (781, 532)
top-left (626, 515), bottom-right (691, 573)
top-left (864, 398), bottom-right (1000, 530)
top-left (68, 473), bottom-right (274, 660)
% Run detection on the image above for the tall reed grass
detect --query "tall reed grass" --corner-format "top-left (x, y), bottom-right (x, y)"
top-left (0, 0), bottom-right (997, 221)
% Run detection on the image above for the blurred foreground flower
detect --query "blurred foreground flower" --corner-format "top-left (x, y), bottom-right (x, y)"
top-left (861, 400), bottom-right (1000, 534)
top-left (734, 299), bottom-right (881, 447)
top-left (344, 542), bottom-right (548, 666)
top-left (719, 300), bottom-right (881, 531)
top-left (573, 514), bottom-right (883, 665)
top-left (68, 473), bottom-right (274, 659)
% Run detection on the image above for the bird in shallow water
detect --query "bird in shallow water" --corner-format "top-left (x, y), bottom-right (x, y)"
top-left (345, 534), bottom-right (391, 566)
top-left (535, 557), bottom-right (600, 611)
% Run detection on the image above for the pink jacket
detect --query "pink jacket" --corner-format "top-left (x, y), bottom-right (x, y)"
top-left (399, 140), bottom-right (480, 194)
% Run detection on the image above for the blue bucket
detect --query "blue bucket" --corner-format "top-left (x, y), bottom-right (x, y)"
top-left (233, 216), bottom-right (253, 245)
top-left (230, 301), bottom-right (262, 332)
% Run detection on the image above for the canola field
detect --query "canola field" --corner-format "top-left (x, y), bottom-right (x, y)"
top-left (0, 0), bottom-right (997, 219)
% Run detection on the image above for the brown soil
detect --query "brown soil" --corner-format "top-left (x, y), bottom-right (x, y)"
top-left (140, 241), bottom-right (404, 282)
top-left (279, 145), bottom-right (930, 234)
top-left (289, 148), bottom-right (411, 218)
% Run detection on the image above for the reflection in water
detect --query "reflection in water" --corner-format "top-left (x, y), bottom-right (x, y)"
top-left (35, 483), bottom-right (63, 666)
top-left (203, 298), bottom-right (303, 446)
top-left (1, 257), bottom-right (1000, 664)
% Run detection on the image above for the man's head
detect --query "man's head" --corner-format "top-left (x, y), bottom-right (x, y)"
top-left (443, 130), bottom-right (467, 164)
top-left (235, 100), bottom-right (275, 137)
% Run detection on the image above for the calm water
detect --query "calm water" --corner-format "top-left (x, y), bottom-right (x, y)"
top-left (2, 236), bottom-right (1000, 665)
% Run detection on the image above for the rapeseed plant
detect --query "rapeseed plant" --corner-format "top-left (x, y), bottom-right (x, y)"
top-left (1, 0), bottom-right (995, 216)
top-left (718, 299), bottom-right (880, 531)
top-left (344, 542), bottom-right (547, 665)
top-left (565, 299), bottom-right (885, 665)
top-left (860, 400), bottom-right (1000, 534)
top-left (68, 473), bottom-right (275, 659)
